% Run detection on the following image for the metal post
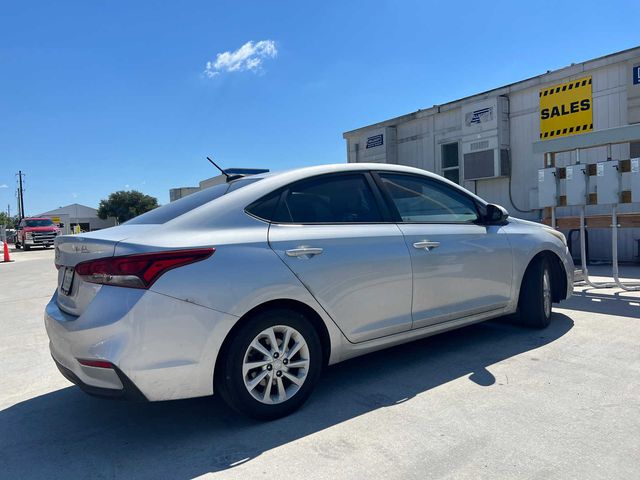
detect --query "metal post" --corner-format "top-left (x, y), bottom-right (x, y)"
top-left (579, 206), bottom-right (615, 288)
top-left (611, 204), bottom-right (640, 290)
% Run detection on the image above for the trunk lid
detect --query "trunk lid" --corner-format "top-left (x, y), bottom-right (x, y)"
top-left (54, 225), bottom-right (159, 267)
top-left (54, 224), bottom-right (159, 316)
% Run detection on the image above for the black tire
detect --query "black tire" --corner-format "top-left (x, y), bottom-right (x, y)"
top-left (513, 257), bottom-right (552, 329)
top-left (23, 244), bottom-right (30, 251)
top-left (215, 308), bottom-right (323, 420)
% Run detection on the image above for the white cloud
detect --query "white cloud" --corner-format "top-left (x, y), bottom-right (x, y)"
top-left (204, 40), bottom-right (277, 78)
top-left (0, 184), bottom-right (7, 189)
top-left (71, 192), bottom-right (78, 198)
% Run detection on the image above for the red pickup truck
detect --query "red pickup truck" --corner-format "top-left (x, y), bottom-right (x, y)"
top-left (15, 217), bottom-right (61, 250)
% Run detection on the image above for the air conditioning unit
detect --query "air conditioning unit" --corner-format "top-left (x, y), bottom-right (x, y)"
top-left (461, 96), bottom-right (510, 180)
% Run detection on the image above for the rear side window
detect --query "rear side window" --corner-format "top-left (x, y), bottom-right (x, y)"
top-left (245, 190), bottom-right (282, 221)
top-left (250, 174), bottom-right (382, 223)
top-left (378, 173), bottom-right (479, 223)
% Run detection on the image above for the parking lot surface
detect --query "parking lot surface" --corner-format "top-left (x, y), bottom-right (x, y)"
top-left (1, 247), bottom-right (639, 479)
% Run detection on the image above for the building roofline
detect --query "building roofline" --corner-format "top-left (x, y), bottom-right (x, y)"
top-left (343, 45), bottom-right (640, 138)
top-left (39, 203), bottom-right (98, 216)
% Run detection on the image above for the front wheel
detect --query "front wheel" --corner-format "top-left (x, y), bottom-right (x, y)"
top-left (215, 309), bottom-right (323, 420)
top-left (513, 257), bottom-right (552, 329)
top-left (23, 244), bottom-right (30, 251)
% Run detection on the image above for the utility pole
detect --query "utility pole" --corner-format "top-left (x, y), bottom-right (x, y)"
top-left (16, 171), bottom-right (25, 220)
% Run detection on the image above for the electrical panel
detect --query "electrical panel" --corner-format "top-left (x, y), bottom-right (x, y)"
top-left (565, 164), bottom-right (588, 205)
top-left (537, 168), bottom-right (557, 207)
top-left (596, 160), bottom-right (620, 205)
top-left (631, 158), bottom-right (640, 202)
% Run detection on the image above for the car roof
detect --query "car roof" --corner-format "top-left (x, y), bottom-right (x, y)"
top-left (162, 162), bottom-right (489, 229)
top-left (228, 163), bottom-right (450, 190)
top-left (267, 162), bottom-right (443, 178)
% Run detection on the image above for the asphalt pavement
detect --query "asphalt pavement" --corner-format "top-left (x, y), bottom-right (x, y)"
top-left (1, 247), bottom-right (639, 479)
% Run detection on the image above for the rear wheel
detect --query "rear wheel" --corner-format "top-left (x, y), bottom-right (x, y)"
top-left (513, 257), bottom-right (552, 329)
top-left (215, 309), bottom-right (322, 420)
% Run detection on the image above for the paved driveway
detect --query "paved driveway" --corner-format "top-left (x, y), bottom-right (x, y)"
top-left (1, 248), bottom-right (639, 479)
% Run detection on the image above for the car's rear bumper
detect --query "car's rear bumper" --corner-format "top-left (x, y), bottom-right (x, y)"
top-left (52, 355), bottom-right (147, 401)
top-left (44, 288), bottom-right (239, 401)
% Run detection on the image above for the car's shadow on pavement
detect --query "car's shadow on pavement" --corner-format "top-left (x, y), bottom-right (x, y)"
top-left (0, 314), bottom-right (573, 479)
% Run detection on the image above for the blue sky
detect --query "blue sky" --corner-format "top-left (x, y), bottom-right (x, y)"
top-left (1, 0), bottom-right (638, 215)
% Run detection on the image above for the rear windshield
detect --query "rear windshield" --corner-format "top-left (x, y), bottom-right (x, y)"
top-left (126, 177), bottom-right (262, 225)
top-left (25, 219), bottom-right (54, 227)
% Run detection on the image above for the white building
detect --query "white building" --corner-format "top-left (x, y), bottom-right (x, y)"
top-left (39, 203), bottom-right (116, 234)
top-left (343, 47), bottom-right (640, 263)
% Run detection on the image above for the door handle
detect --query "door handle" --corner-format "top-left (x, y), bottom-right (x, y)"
top-left (285, 247), bottom-right (324, 258)
top-left (413, 240), bottom-right (440, 251)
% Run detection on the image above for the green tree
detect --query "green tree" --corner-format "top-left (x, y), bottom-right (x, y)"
top-left (97, 190), bottom-right (159, 223)
top-left (0, 213), bottom-right (19, 228)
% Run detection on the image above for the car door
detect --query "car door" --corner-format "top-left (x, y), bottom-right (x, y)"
top-left (375, 172), bottom-right (513, 329)
top-left (266, 172), bottom-right (414, 343)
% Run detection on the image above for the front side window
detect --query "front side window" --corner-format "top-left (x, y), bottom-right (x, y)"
top-left (271, 174), bottom-right (382, 224)
top-left (378, 173), bottom-right (479, 223)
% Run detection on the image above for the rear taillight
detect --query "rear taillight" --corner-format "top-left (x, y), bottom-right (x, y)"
top-left (78, 359), bottom-right (114, 369)
top-left (74, 248), bottom-right (214, 289)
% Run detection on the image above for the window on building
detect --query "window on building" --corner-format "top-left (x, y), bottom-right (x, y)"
top-left (441, 142), bottom-right (460, 184)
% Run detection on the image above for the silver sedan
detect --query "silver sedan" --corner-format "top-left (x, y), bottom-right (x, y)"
top-left (45, 163), bottom-right (573, 419)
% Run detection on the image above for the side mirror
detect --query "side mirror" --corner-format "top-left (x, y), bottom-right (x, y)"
top-left (484, 204), bottom-right (509, 224)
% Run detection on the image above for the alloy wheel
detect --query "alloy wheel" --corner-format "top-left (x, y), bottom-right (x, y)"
top-left (242, 325), bottom-right (310, 405)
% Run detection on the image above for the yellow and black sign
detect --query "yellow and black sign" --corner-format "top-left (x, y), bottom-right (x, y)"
top-left (539, 76), bottom-right (593, 140)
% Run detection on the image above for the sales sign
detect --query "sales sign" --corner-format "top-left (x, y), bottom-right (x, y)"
top-left (539, 76), bottom-right (593, 140)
